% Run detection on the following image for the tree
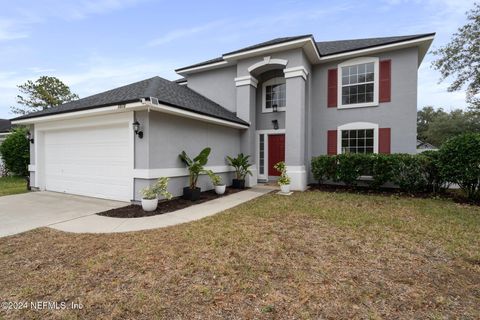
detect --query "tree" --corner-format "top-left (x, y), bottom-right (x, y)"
top-left (0, 127), bottom-right (30, 177)
top-left (417, 106), bottom-right (447, 141)
top-left (432, 3), bottom-right (480, 109)
top-left (10, 76), bottom-right (79, 115)
top-left (417, 106), bottom-right (480, 146)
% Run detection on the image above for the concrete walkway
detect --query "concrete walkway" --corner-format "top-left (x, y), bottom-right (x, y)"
top-left (50, 187), bottom-right (273, 234)
top-left (0, 192), bottom-right (127, 237)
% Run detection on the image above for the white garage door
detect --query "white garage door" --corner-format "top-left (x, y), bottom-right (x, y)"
top-left (43, 123), bottom-right (132, 201)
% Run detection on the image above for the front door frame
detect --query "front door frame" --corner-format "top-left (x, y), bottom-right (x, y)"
top-left (256, 129), bottom-right (286, 181)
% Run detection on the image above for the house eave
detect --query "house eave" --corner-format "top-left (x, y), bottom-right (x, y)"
top-left (12, 100), bottom-right (249, 129)
top-left (319, 35), bottom-right (435, 65)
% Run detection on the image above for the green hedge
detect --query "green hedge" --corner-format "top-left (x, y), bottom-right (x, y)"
top-left (312, 134), bottom-right (480, 198)
top-left (311, 150), bottom-right (452, 195)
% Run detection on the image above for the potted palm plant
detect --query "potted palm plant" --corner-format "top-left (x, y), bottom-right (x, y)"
top-left (207, 170), bottom-right (226, 195)
top-left (226, 153), bottom-right (252, 189)
top-left (179, 147), bottom-right (211, 201)
top-left (139, 177), bottom-right (173, 211)
top-left (274, 161), bottom-right (291, 193)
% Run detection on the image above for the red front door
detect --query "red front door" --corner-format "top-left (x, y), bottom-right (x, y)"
top-left (268, 134), bottom-right (285, 176)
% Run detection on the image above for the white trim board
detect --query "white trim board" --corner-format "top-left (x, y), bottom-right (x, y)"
top-left (12, 100), bottom-right (248, 130)
top-left (337, 122), bottom-right (379, 154)
top-left (134, 165), bottom-right (235, 179)
top-left (337, 57), bottom-right (379, 109)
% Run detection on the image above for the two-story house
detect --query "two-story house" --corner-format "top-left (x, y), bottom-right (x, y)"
top-left (12, 33), bottom-right (434, 202)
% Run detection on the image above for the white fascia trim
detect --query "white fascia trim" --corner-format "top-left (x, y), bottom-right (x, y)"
top-left (320, 36), bottom-right (435, 62)
top-left (176, 60), bottom-right (229, 75)
top-left (223, 37), bottom-right (321, 63)
top-left (28, 164), bottom-right (36, 172)
top-left (134, 165), bottom-right (235, 179)
top-left (142, 101), bottom-right (249, 129)
top-left (11, 102), bottom-right (145, 125)
top-left (337, 57), bottom-right (379, 109)
top-left (234, 75), bottom-right (258, 88)
top-left (337, 122), bottom-right (379, 154)
top-left (247, 56), bottom-right (288, 73)
top-left (284, 66), bottom-right (309, 80)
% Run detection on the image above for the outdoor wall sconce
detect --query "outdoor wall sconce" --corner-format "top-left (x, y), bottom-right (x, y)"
top-left (272, 104), bottom-right (278, 112)
top-left (272, 119), bottom-right (279, 130)
top-left (132, 121), bottom-right (143, 139)
top-left (26, 131), bottom-right (34, 144)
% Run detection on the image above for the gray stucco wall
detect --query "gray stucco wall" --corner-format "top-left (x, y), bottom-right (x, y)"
top-left (133, 111), bottom-right (242, 200)
top-left (310, 47), bottom-right (419, 161)
top-left (186, 66), bottom-right (237, 113)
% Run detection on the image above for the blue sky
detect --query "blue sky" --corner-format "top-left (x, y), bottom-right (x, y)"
top-left (0, 0), bottom-right (474, 119)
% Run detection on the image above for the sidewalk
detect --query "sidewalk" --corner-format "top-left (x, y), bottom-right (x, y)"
top-left (49, 186), bottom-right (274, 234)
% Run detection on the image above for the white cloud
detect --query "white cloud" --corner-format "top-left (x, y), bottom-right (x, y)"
top-left (0, 19), bottom-right (29, 41)
top-left (147, 20), bottom-right (227, 47)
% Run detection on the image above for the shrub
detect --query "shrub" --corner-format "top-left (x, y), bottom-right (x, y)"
top-left (439, 133), bottom-right (480, 200)
top-left (368, 154), bottom-right (395, 189)
top-left (334, 153), bottom-right (370, 186)
top-left (390, 154), bottom-right (429, 193)
top-left (274, 161), bottom-right (291, 185)
top-left (311, 155), bottom-right (336, 183)
top-left (0, 127), bottom-right (29, 177)
top-left (206, 170), bottom-right (223, 186)
top-left (226, 153), bottom-right (252, 180)
top-left (419, 150), bottom-right (449, 194)
top-left (140, 177), bottom-right (173, 200)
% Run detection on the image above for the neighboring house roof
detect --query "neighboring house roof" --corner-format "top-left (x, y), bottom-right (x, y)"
top-left (12, 77), bottom-right (249, 125)
top-left (176, 33), bottom-right (435, 72)
top-left (0, 119), bottom-right (12, 133)
top-left (416, 139), bottom-right (437, 150)
top-left (174, 77), bottom-right (187, 84)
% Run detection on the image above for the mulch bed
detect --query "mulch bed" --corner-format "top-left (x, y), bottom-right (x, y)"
top-left (309, 183), bottom-right (480, 206)
top-left (97, 187), bottom-right (244, 218)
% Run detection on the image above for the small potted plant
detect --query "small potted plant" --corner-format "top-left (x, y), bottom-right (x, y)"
top-left (274, 161), bottom-right (291, 193)
top-left (226, 153), bottom-right (252, 189)
top-left (139, 177), bottom-right (173, 211)
top-left (179, 147), bottom-right (211, 201)
top-left (207, 170), bottom-right (226, 195)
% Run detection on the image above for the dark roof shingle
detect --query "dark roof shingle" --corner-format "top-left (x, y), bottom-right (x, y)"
top-left (13, 77), bottom-right (248, 126)
top-left (0, 119), bottom-right (11, 133)
top-left (316, 33), bottom-right (435, 56)
top-left (176, 33), bottom-right (434, 71)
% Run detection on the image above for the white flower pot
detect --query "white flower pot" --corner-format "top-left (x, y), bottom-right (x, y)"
top-left (280, 184), bottom-right (290, 193)
top-left (214, 184), bottom-right (226, 195)
top-left (141, 198), bottom-right (158, 211)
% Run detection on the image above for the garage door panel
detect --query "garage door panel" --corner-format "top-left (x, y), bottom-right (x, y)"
top-left (43, 123), bottom-right (131, 201)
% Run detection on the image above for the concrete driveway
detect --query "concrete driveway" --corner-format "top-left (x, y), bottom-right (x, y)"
top-left (0, 192), bottom-right (127, 237)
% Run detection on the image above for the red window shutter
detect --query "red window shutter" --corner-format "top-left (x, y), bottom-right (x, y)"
top-left (327, 130), bottom-right (337, 155)
top-left (327, 69), bottom-right (337, 108)
top-left (379, 128), bottom-right (391, 154)
top-left (379, 60), bottom-right (391, 103)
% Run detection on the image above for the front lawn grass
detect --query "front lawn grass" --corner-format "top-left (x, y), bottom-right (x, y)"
top-left (0, 190), bottom-right (479, 319)
top-left (0, 176), bottom-right (28, 196)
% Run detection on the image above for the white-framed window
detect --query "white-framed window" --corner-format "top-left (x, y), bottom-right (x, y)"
top-left (262, 77), bottom-right (286, 113)
top-left (338, 57), bottom-right (379, 109)
top-left (337, 122), bottom-right (379, 154)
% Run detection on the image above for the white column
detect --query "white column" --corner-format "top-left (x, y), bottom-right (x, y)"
top-left (235, 76), bottom-right (258, 187)
top-left (284, 66), bottom-right (308, 191)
